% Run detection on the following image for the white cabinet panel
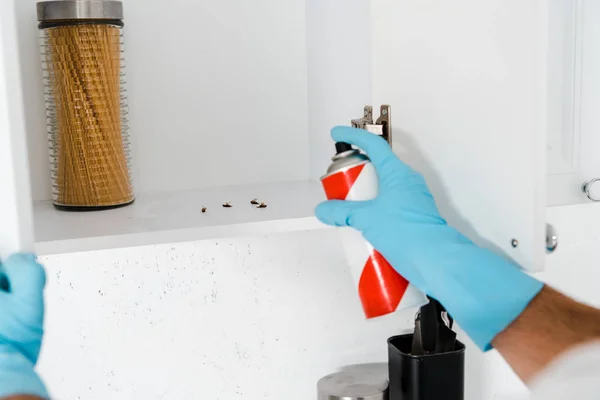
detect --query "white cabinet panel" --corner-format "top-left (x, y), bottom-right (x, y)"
top-left (372, 1), bottom-right (547, 271)
top-left (306, 0), bottom-right (372, 179)
top-left (124, 0), bottom-right (310, 193)
top-left (547, 0), bottom-right (578, 177)
top-left (578, 0), bottom-right (600, 187)
top-left (547, 0), bottom-right (600, 206)
top-left (0, 0), bottom-right (34, 258)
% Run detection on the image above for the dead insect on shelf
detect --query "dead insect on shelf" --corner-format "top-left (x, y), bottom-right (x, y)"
top-left (257, 202), bottom-right (267, 209)
top-left (201, 206), bottom-right (207, 213)
top-left (222, 202), bottom-right (232, 208)
top-left (250, 198), bottom-right (259, 205)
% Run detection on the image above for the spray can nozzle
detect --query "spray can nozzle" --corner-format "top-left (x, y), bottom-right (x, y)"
top-left (335, 142), bottom-right (353, 154)
top-left (411, 298), bottom-right (456, 355)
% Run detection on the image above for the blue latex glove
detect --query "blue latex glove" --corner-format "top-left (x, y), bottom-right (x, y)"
top-left (0, 254), bottom-right (48, 399)
top-left (315, 126), bottom-right (544, 350)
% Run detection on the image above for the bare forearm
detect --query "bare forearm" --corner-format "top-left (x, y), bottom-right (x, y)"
top-left (492, 285), bottom-right (600, 382)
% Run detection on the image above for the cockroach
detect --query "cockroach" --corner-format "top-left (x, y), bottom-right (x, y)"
top-left (222, 202), bottom-right (232, 208)
top-left (250, 198), bottom-right (259, 205)
top-left (257, 202), bottom-right (267, 208)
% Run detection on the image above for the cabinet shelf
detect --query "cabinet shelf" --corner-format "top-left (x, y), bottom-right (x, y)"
top-left (33, 180), bottom-right (326, 255)
top-left (1, 0), bottom-right (548, 271)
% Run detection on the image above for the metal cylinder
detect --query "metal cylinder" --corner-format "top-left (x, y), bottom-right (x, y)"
top-left (318, 365), bottom-right (389, 400)
top-left (37, 0), bottom-right (124, 21)
top-left (37, 0), bottom-right (134, 210)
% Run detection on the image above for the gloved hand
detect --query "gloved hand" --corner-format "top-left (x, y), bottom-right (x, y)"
top-left (315, 126), bottom-right (544, 350)
top-left (0, 254), bottom-right (48, 399)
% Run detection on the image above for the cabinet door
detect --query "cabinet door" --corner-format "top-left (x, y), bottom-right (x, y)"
top-left (0, 1), bottom-right (34, 259)
top-left (547, 0), bottom-right (600, 206)
top-left (372, 1), bottom-right (547, 271)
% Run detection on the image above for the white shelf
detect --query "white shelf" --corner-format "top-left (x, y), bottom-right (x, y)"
top-left (33, 180), bottom-right (327, 255)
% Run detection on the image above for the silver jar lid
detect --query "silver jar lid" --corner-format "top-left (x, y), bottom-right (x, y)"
top-left (37, 1), bottom-right (123, 22)
top-left (317, 365), bottom-right (389, 400)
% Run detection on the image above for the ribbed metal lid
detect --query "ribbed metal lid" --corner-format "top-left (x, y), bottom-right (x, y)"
top-left (37, 0), bottom-right (123, 21)
top-left (321, 150), bottom-right (369, 180)
top-left (317, 365), bottom-right (389, 400)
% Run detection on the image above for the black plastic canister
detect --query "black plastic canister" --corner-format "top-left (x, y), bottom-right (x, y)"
top-left (387, 334), bottom-right (465, 400)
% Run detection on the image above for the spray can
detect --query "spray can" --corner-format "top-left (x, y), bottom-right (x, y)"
top-left (321, 142), bottom-right (427, 318)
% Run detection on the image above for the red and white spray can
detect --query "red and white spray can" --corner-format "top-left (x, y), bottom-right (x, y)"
top-left (321, 142), bottom-right (427, 318)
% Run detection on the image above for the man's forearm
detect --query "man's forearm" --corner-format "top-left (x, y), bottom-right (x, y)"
top-left (492, 285), bottom-right (600, 382)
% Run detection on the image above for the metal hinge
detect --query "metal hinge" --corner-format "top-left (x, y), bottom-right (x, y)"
top-left (351, 105), bottom-right (392, 146)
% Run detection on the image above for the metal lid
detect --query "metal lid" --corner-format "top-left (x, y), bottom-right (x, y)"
top-left (317, 365), bottom-right (388, 400)
top-left (37, 1), bottom-right (123, 21)
top-left (321, 149), bottom-right (369, 180)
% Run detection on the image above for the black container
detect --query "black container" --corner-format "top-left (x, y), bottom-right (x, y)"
top-left (388, 334), bottom-right (465, 400)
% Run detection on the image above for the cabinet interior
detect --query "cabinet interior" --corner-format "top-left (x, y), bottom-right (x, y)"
top-left (11, 0), bottom-right (548, 272)
top-left (15, 0), bottom-right (371, 255)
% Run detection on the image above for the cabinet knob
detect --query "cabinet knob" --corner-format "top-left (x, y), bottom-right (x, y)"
top-left (546, 223), bottom-right (558, 253)
top-left (581, 179), bottom-right (600, 202)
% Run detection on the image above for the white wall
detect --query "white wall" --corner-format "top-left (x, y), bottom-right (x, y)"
top-left (36, 205), bottom-right (600, 400)
top-left (37, 229), bottom-right (419, 400)
top-left (16, 0), bottom-right (310, 201)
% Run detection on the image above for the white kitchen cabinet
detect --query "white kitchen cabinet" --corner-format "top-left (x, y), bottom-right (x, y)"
top-left (547, 0), bottom-right (600, 206)
top-left (0, 0), bottom-right (34, 259)
top-left (1, 0), bottom-right (549, 271)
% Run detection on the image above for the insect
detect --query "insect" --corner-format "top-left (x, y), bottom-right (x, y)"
top-left (201, 206), bottom-right (207, 213)
top-left (250, 198), bottom-right (259, 205)
top-left (257, 202), bottom-right (267, 208)
top-left (222, 202), bottom-right (232, 208)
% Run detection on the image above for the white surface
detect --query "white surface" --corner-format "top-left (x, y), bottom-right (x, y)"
top-left (546, 0), bottom-right (578, 177)
top-left (35, 231), bottom-right (413, 399)
top-left (17, 0), bottom-right (310, 200)
top-left (546, 0), bottom-right (600, 207)
top-left (0, 0), bottom-right (34, 258)
top-left (36, 230), bottom-right (490, 400)
top-left (545, 0), bottom-right (586, 208)
top-left (577, 0), bottom-right (600, 181)
top-left (546, 202), bottom-right (600, 251)
top-left (371, 0), bottom-right (547, 271)
top-left (33, 180), bottom-right (326, 255)
top-left (547, 173), bottom-right (587, 206)
top-left (531, 342), bottom-right (600, 400)
top-left (306, 0), bottom-right (372, 179)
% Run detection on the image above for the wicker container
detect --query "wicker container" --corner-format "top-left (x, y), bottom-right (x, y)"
top-left (37, 0), bottom-right (133, 210)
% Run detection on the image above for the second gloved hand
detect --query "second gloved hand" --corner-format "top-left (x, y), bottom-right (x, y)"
top-left (0, 253), bottom-right (48, 399)
top-left (315, 126), bottom-right (544, 350)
